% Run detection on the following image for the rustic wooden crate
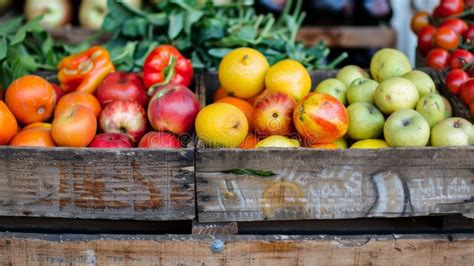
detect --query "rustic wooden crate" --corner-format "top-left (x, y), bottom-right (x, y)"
top-left (0, 146), bottom-right (195, 221)
top-left (196, 70), bottom-right (474, 223)
top-left (0, 232), bottom-right (472, 265)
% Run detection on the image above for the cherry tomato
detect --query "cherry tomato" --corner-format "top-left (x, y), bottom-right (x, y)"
top-left (460, 79), bottom-right (474, 105)
top-left (417, 25), bottom-right (437, 55)
top-left (434, 26), bottom-right (459, 50)
top-left (411, 11), bottom-right (431, 34)
top-left (464, 24), bottom-right (474, 41)
top-left (434, 0), bottom-right (464, 17)
top-left (426, 48), bottom-right (450, 70)
top-left (448, 49), bottom-right (473, 69)
top-left (445, 69), bottom-right (470, 95)
top-left (440, 18), bottom-right (468, 36)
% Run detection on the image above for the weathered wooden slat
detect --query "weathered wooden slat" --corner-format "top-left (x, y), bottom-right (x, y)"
top-left (0, 233), bottom-right (472, 265)
top-left (196, 69), bottom-right (474, 223)
top-left (0, 147), bottom-right (195, 220)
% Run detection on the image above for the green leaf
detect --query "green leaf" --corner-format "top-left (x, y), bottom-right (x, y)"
top-left (184, 9), bottom-right (204, 34)
top-left (147, 13), bottom-right (167, 25)
top-left (200, 18), bottom-right (225, 41)
top-left (207, 48), bottom-right (232, 58)
top-left (0, 16), bottom-right (24, 36)
top-left (10, 16), bottom-right (43, 45)
top-left (235, 25), bottom-right (257, 43)
top-left (123, 18), bottom-right (148, 37)
top-left (168, 11), bottom-right (185, 39)
top-left (0, 37), bottom-right (7, 60)
top-left (41, 35), bottom-right (53, 56)
top-left (222, 169), bottom-right (275, 177)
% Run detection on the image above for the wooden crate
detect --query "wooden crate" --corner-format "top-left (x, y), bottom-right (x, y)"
top-left (0, 232), bottom-right (472, 265)
top-left (196, 70), bottom-right (474, 223)
top-left (0, 146), bottom-right (195, 221)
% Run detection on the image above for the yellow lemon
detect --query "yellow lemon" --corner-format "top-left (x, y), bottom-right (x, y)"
top-left (256, 135), bottom-right (300, 148)
top-left (350, 139), bottom-right (389, 149)
top-left (218, 48), bottom-right (269, 99)
top-left (265, 59), bottom-right (311, 101)
top-left (195, 103), bottom-right (248, 148)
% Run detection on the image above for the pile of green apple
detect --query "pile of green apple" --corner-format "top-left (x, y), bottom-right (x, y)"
top-left (317, 48), bottom-right (474, 148)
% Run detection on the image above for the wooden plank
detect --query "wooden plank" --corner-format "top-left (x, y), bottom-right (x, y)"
top-left (0, 147), bottom-right (195, 220)
top-left (296, 26), bottom-right (397, 48)
top-left (196, 147), bottom-right (474, 222)
top-left (196, 69), bottom-right (474, 223)
top-left (0, 233), bottom-right (473, 265)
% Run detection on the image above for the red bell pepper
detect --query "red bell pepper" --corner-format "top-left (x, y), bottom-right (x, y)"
top-left (143, 45), bottom-right (193, 95)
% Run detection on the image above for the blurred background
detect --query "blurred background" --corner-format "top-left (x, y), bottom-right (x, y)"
top-left (0, 0), bottom-right (440, 66)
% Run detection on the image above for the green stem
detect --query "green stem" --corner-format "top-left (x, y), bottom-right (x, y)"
top-left (326, 52), bottom-right (348, 69)
top-left (147, 56), bottom-right (177, 96)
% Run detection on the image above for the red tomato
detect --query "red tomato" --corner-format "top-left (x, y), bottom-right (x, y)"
top-left (464, 24), bottom-right (474, 40)
top-left (440, 18), bottom-right (468, 36)
top-left (411, 11), bottom-right (431, 34)
top-left (434, 27), bottom-right (460, 50)
top-left (434, 0), bottom-right (464, 17)
top-left (448, 49), bottom-right (473, 69)
top-left (417, 25), bottom-right (437, 55)
top-left (426, 48), bottom-right (450, 70)
top-left (460, 79), bottom-right (474, 105)
top-left (445, 69), bottom-right (470, 95)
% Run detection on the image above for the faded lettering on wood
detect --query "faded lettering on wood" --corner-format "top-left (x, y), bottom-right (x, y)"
top-left (196, 148), bottom-right (474, 222)
top-left (0, 148), bottom-right (195, 220)
top-left (0, 233), bottom-right (473, 265)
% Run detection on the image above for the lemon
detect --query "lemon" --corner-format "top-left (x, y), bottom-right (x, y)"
top-left (218, 48), bottom-right (269, 99)
top-left (195, 103), bottom-right (248, 148)
top-left (256, 135), bottom-right (300, 148)
top-left (265, 59), bottom-right (311, 101)
top-left (350, 139), bottom-right (389, 149)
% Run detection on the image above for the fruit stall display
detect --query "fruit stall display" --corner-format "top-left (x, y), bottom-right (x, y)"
top-left (412, 0), bottom-right (474, 117)
top-left (195, 47), bottom-right (473, 222)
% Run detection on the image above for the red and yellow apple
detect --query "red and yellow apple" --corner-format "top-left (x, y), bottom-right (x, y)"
top-left (138, 131), bottom-right (181, 148)
top-left (96, 72), bottom-right (148, 107)
top-left (88, 133), bottom-right (133, 148)
top-left (99, 100), bottom-right (147, 143)
top-left (253, 92), bottom-right (296, 137)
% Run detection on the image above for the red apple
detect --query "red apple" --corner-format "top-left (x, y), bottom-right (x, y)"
top-left (99, 100), bottom-right (147, 143)
top-left (89, 133), bottom-right (133, 148)
top-left (25, 0), bottom-right (72, 28)
top-left (293, 92), bottom-right (349, 146)
top-left (138, 131), bottom-right (181, 148)
top-left (148, 84), bottom-right (200, 135)
top-left (460, 79), bottom-right (474, 105)
top-left (252, 92), bottom-right (296, 137)
top-left (96, 72), bottom-right (148, 107)
top-left (50, 83), bottom-right (65, 102)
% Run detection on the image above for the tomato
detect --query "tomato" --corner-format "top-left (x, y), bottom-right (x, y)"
top-left (448, 49), bottom-right (473, 69)
top-left (460, 79), bottom-right (474, 105)
top-left (417, 25), bottom-right (437, 55)
top-left (445, 69), bottom-right (469, 95)
top-left (434, 27), bottom-right (459, 50)
top-left (434, 0), bottom-right (464, 17)
top-left (464, 24), bottom-right (474, 40)
top-left (440, 18), bottom-right (468, 36)
top-left (411, 11), bottom-right (430, 34)
top-left (426, 48), bottom-right (450, 70)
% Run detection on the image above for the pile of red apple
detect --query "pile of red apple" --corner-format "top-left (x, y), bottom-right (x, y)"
top-left (89, 72), bottom-right (200, 149)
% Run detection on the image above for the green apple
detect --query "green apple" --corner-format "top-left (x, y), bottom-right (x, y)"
top-left (441, 96), bottom-right (453, 118)
top-left (346, 102), bottom-right (385, 140)
top-left (383, 109), bottom-right (430, 147)
top-left (79, 0), bottom-right (142, 30)
top-left (374, 77), bottom-right (419, 115)
top-left (346, 78), bottom-right (379, 105)
top-left (314, 78), bottom-right (348, 105)
top-left (370, 48), bottom-right (412, 82)
top-left (431, 117), bottom-right (474, 147)
top-left (336, 65), bottom-right (370, 87)
top-left (415, 93), bottom-right (446, 128)
top-left (402, 70), bottom-right (437, 97)
top-left (24, 0), bottom-right (72, 28)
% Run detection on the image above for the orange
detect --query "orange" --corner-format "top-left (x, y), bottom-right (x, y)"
top-left (54, 91), bottom-right (102, 118)
top-left (213, 87), bottom-right (229, 102)
top-left (10, 128), bottom-right (55, 147)
top-left (195, 103), bottom-right (248, 148)
top-left (310, 143), bottom-right (338, 149)
top-left (265, 59), bottom-right (311, 101)
top-left (0, 101), bottom-right (18, 145)
top-left (52, 105), bottom-right (97, 147)
top-left (5, 75), bottom-right (56, 125)
top-left (23, 122), bottom-right (52, 131)
top-left (217, 97), bottom-right (254, 130)
top-left (239, 134), bottom-right (259, 149)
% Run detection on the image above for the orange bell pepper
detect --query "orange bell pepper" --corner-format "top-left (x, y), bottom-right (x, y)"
top-left (58, 46), bottom-right (115, 94)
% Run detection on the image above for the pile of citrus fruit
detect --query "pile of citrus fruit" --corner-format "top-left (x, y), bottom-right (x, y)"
top-left (196, 47), bottom-right (474, 149)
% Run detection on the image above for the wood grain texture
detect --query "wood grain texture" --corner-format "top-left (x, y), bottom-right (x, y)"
top-left (0, 233), bottom-right (473, 265)
top-left (0, 147), bottom-right (195, 220)
top-left (196, 69), bottom-right (474, 222)
top-left (296, 26), bottom-right (397, 48)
